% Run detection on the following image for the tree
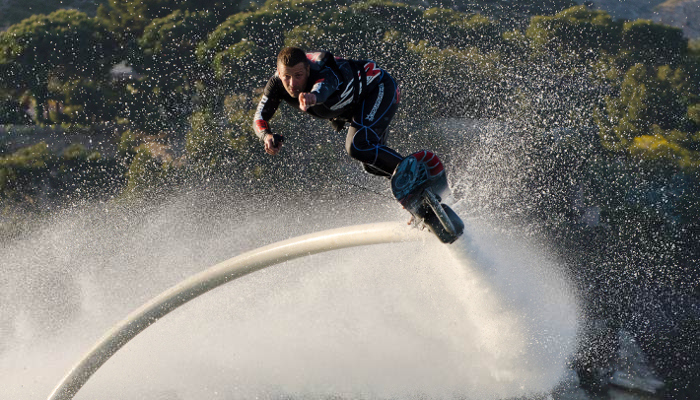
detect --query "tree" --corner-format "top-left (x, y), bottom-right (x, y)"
top-left (0, 10), bottom-right (120, 124)
top-left (56, 78), bottom-right (122, 122)
top-left (124, 144), bottom-right (170, 194)
top-left (129, 9), bottom-right (226, 130)
top-left (526, 6), bottom-right (621, 63)
top-left (431, 0), bottom-right (576, 22)
top-left (0, 142), bottom-right (52, 200)
top-left (97, 0), bottom-right (243, 37)
top-left (196, 4), bottom-right (307, 67)
top-left (620, 19), bottom-right (687, 68)
top-left (0, 0), bottom-right (102, 27)
top-left (139, 9), bottom-right (220, 85)
top-left (421, 8), bottom-right (498, 50)
top-left (597, 63), bottom-right (700, 169)
top-left (185, 110), bottom-right (235, 166)
top-left (212, 40), bottom-right (272, 93)
top-left (407, 41), bottom-right (502, 118)
top-left (0, 97), bottom-right (32, 125)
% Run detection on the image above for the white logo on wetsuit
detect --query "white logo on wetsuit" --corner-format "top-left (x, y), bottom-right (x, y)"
top-left (330, 61), bottom-right (382, 112)
top-left (254, 95), bottom-right (268, 120)
top-left (366, 83), bottom-right (384, 122)
top-left (331, 79), bottom-right (355, 111)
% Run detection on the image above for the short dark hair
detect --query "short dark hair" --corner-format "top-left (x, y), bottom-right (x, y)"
top-left (277, 47), bottom-right (309, 67)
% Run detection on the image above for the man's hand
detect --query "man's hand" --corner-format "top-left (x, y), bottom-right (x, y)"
top-left (298, 92), bottom-right (317, 111)
top-left (264, 133), bottom-right (283, 155)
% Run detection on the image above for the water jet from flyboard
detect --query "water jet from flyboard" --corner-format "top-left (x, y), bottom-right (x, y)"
top-left (47, 222), bottom-right (424, 400)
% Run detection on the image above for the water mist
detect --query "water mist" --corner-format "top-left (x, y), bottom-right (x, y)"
top-left (1, 120), bottom-right (579, 400)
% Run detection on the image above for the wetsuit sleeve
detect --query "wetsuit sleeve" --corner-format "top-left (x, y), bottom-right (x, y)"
top-left (253, 76), bottom-right (283, 141)
top-left (309, 67), bottom-right (340, 105)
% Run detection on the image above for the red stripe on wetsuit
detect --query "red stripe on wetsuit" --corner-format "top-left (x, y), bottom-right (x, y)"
top-left (412, 150), bottom-right (444, 176)
top-left (255, 119), bottom-right (270, 132)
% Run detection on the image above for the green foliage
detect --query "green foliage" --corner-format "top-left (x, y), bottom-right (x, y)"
top-left (124, 144), bottom-right (169, 193)
top-left (329, 1), bottom-right (422, 57)
top-left (0, 9), bottom-right (120, 124)
top-left (347, 0), bottom-right (423, 39)
top-left (114, 76), bottom-right (193, 132)
top-left (97, 0), bottom-right (243, 36)
top-left (284, 25), bottom-right (330, 49)
top-left (56, 78), bottom-right (122, 124)
top-left (444, 0), bottom-right (576, 20)
top-left (196, 4), bottom-right (308, 65)
top-left (223, 94), bottom-right (258, 153)
top-left (689, 103), bottom-right (700, 125)
top-left (0, 97), bottom-right (32, 125)
top-left (0, 142), bottom-right (52, 199)
top-left (0, 10), bottom-right (117, 79)
top-left (620, 19), bottom-right (686, 68)
top-left (199, 0), bottom-right (421, 68)
top-left (184, 93), bottom-right (259, 171)
top-left (62, 143), bottom-right (101, 162)
top-left (500, 29), bottom-right (529, 59)
top-left (422, 8), bottom-right (498, 49)
top-left (0, 142), bottom-right (51, 168)
top-left (408, 41), bottom-right (502, 117)
top-left (117, 130), bottom-right (140, 160)
top-left (185, 110), bottom-right (235, 166)
top-left (0, 0), bottom-right (104, 28)
top-left (628, 129), bottom-right (700, 170)
top-left (684, 34), bottom-right (700, 64)
top-left (62, 143), bottom-right (89, 161)
top-left (0, 139), bottom-right (122, 204)
top-left (212, 40), bottom-right (272, 92)
top-left (597, 63), bottom-right (700, 169)
top-left (526, 6), bottom-right (621, 62)
top-left (122, 9), bottom-right (230, 130)
top-left (0, 0), bottom-right (699, 188)
top-left (139, 9), bottom-right (222, 86)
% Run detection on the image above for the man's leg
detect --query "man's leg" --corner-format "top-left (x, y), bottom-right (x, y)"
top-left (345, 74), bottom-right (403, 177)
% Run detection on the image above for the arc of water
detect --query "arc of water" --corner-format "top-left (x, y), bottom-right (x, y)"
top-left (48, 222), bottom-right (424, 400)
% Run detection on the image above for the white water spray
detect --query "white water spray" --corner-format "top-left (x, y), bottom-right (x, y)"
top-left (0, 185), bottom-right (578, 400)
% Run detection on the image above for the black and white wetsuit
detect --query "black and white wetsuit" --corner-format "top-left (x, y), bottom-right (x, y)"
top-left (253, 51), bottom-right (403, 177)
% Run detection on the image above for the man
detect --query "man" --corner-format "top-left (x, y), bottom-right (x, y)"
top-left (253, 47), bottom-right (404, 177)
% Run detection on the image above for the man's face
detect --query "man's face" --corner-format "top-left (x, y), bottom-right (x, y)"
top-left (277, 62), bottom-right (310, 98)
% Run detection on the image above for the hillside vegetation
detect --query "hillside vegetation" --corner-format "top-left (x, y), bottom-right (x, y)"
top-left (0, 1), bottom-right (697, 198)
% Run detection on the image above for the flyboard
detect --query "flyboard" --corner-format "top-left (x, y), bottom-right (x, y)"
top-left (391, 150), bottom-right (464, 244)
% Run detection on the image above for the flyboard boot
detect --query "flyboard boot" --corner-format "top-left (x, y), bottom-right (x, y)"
top-left (391, 151), bottom-right (464, 244)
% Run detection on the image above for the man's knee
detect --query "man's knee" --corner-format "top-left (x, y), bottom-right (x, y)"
top-left (345, 129), bottom-right (371, 162)
top-left (344, 138), bottom-right (354, 158)
top-left (345, 141), bottom-right (366, 162)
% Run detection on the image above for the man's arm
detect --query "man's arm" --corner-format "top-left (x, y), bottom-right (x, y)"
top-left (308, 66), bottom-right (340, 105)
top-left (253, 95), bottom-right (279, 141)
top-left (253, 77), bottom-right (285, 155)
top-left (298, 65), bottom-right (341, 111)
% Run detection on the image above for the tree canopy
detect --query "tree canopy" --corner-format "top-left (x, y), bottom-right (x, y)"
top-left (0, 1), bottom-right (698, 180)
